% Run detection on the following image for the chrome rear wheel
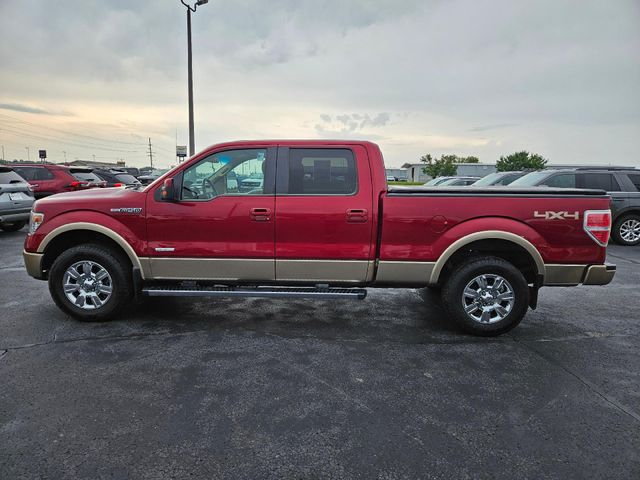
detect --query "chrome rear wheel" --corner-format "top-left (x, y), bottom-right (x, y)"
top-left (462, 274), bottom-right (515, 324)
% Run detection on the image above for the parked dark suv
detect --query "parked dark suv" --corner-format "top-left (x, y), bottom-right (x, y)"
top-left (93, 168), bottom-right (141, 187)
top-left (511, 167), bottom-right (640, 246)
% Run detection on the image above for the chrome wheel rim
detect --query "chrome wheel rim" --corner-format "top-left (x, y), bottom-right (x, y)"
top-left (462, 274), bottom-right (515, 324)
top-left (63, 261), bottom-right (113, 310)
top-left (620, 219), bottom-right (640, 243)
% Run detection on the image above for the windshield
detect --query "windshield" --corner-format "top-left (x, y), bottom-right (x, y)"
top-left (509, 171), bottom-right (551, 187)
top-left (472, 173), bottom-right (504, 186)
top-left (424, 177), bottom-right (449, 186)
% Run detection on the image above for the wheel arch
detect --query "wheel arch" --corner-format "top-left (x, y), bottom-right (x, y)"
top-left (38, 223), bottom-right (144, 278)
top-left (430, 231), bottom-right (545, 285)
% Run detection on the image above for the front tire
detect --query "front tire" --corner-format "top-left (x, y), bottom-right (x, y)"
top-left (441, 256), bottom-right (529, 336)
top-left (48, 244), bottom-right (132, 322)
top-left (612, 214), bottom-right (640, 246)
top-left (0, 220), bottom-right (26, 232)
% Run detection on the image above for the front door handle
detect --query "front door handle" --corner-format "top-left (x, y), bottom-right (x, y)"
top-left (346, 208), bottom-right (368, 223)
top-left (250, 207), bottom-right (272, 222)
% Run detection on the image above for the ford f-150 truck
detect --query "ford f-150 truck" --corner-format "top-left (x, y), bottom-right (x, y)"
top-left (23, 140), bottom-right (616, 335)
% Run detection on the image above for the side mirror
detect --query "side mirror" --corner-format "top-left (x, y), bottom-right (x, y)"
top-left (161, 177), bottom-right (175, 201)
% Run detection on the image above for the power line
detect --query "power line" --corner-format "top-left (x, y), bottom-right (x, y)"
top-left (0, 124), bottom-right (143, 153)
top-left (0, 112), bottom-right (147, 146)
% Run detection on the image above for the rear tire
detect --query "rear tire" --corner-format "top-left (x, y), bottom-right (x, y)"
top-left (441, 256), bottom-right (529, 336)
top-left (0, 220), bottom-right (26, 232)
top-left (612, 214), bottom-right (640, 246)
top-left (48, 244), bottom-right (132, 322)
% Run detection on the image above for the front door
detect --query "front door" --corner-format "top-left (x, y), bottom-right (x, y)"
top-left (274, 145), bottom-right (374, 283)
top-left (145, 147), bottom-right (276, 282)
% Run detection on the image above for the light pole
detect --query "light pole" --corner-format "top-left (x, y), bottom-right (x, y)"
top-left (25, 146), bottom-right (30, 162)
top-left (180, 0), bottom-right (209, 157)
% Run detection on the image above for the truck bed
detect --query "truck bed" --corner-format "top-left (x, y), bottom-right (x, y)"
top-left (387, 186), bottom-right (608, 196)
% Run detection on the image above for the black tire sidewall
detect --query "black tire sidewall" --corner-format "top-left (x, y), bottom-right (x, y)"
top-left (48, 244), bottom-right (132, 321)
top-left (612, 214), bottom-right (640, 246)
top-left (442, 256), bottom-right (529, 336)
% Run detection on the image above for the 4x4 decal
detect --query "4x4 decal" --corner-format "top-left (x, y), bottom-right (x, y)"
top-left (110, 207), bottom-right (142, 214)
top-left (533, 211), bottom-right (579, 220)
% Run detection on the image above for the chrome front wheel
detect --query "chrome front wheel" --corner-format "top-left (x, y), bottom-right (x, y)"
top-left (62, 260), bottom-right (113, 310)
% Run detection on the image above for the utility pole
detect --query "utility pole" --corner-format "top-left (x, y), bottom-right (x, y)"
top-left (92, 154), bottom-right (96, 162)
top-left (1, 145), bottom-right (4, 161)
top-left (62, 150), bottom-right (67, 162)
top-left (148, 137), bottom-right (154, 169)
top-left (180, 0), bottom-right (209, 156)
top-left (25, 146), bottom-right (30, 162)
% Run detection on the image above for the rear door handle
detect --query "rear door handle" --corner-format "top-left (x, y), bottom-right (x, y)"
top-left (250, 207), bottom-right (271, 221)
top-left (346, 208), bottom-right (368, 223)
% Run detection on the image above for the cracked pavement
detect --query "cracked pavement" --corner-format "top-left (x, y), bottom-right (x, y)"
top-left (1, 228), bottom-right (639, 479)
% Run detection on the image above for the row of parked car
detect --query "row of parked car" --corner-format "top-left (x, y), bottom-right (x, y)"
top-left (0, 163), bottom-right (168, 232)
top-left (422, 167), bottom-right (640, 246)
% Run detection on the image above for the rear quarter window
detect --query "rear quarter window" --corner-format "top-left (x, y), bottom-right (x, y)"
top-left (72, 171), bottom-right (102, 182)
top-left (0, 169), bottom-right (27, 184)
top-left (626, 174), bottom-right (640, 191)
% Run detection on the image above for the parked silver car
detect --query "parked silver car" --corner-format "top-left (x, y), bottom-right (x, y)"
top-left (0, 166), bottom-right (35, 232)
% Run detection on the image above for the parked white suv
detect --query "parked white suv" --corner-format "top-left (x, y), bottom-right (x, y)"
top-left (0, 166), bottom-right (35, 232)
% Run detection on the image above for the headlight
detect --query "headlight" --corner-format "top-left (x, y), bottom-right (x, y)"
top-left (28, 212), bottom-right (45, 235)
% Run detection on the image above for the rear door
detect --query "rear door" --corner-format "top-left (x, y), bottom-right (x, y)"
top-left (274, 145), bottom-right (374, 283)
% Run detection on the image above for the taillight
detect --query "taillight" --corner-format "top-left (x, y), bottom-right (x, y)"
top-left (584, 210), bottom-right (611, 246)
top-left (113, 183), bottom-right (124, 187)
top-left (68, 181), bottom-right (90, 189)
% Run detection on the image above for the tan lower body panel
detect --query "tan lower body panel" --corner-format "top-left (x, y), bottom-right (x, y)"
top-left (374, 261), bottom-right (435, 285)
top-left (145, 258), bottom-right (274, 281)
top-left (543, 264), bottom-right (588, 285)
top-left (275, 259), bottom-right (370, 283)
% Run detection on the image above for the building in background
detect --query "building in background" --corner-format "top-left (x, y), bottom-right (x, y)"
top-left (64, 159), bottom-right (126, 168)
top-left (402, 163), bottom-right (497, 182)
top-left (384, 168), bottom-right (408, 181)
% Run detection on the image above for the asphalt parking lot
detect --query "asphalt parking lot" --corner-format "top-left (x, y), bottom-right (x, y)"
top-left (1, 228), bottom-right (639, 479)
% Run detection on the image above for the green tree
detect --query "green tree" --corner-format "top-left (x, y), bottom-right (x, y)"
top-left (420, 154), bottom-right (480, 178)
top-left (420, 154), bottom-right (458, 177)
top-left (496, 151), bottom-right (547, 172)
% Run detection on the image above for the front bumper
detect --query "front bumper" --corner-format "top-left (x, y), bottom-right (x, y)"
top-left (544, 263), bottom-right (616, 286)
top-left (23, 250), bottom-right (45, 280)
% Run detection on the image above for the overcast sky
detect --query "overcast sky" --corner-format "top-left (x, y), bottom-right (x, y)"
top-left (0, 0), bottom-right (639, 168)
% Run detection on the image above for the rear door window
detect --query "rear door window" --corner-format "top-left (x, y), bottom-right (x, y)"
top-left (12, 166), bottom-right (54, 181)
top-left (542, 174), bottom-right (576, 188)
top-left (580, 173), bottom-right (621, 191)
top-left (71, 170), bottom-right (103, 182)
top-left (287, 149), bottom-right (357, 195)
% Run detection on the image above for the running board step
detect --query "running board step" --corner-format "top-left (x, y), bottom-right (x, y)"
top-left (142, 285), bottom-right (367, 300)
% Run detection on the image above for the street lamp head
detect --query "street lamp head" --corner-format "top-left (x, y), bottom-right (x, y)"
top-left (195, 0), bottom-right (208, 5)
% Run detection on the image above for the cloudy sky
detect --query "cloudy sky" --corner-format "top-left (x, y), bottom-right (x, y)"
top-left (0, 0), bottom-right (639, 168)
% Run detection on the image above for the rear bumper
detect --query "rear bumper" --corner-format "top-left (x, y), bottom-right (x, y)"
top-left (0, 208), bottom-right (31, 223)
top-left (543, 263), bottom-right (616, 286)
top-left (23, 250), bottom-right (45, 280)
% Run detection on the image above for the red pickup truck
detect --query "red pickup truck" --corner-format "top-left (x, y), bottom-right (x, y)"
top-left (23, 140), bottom-right (615, 335)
